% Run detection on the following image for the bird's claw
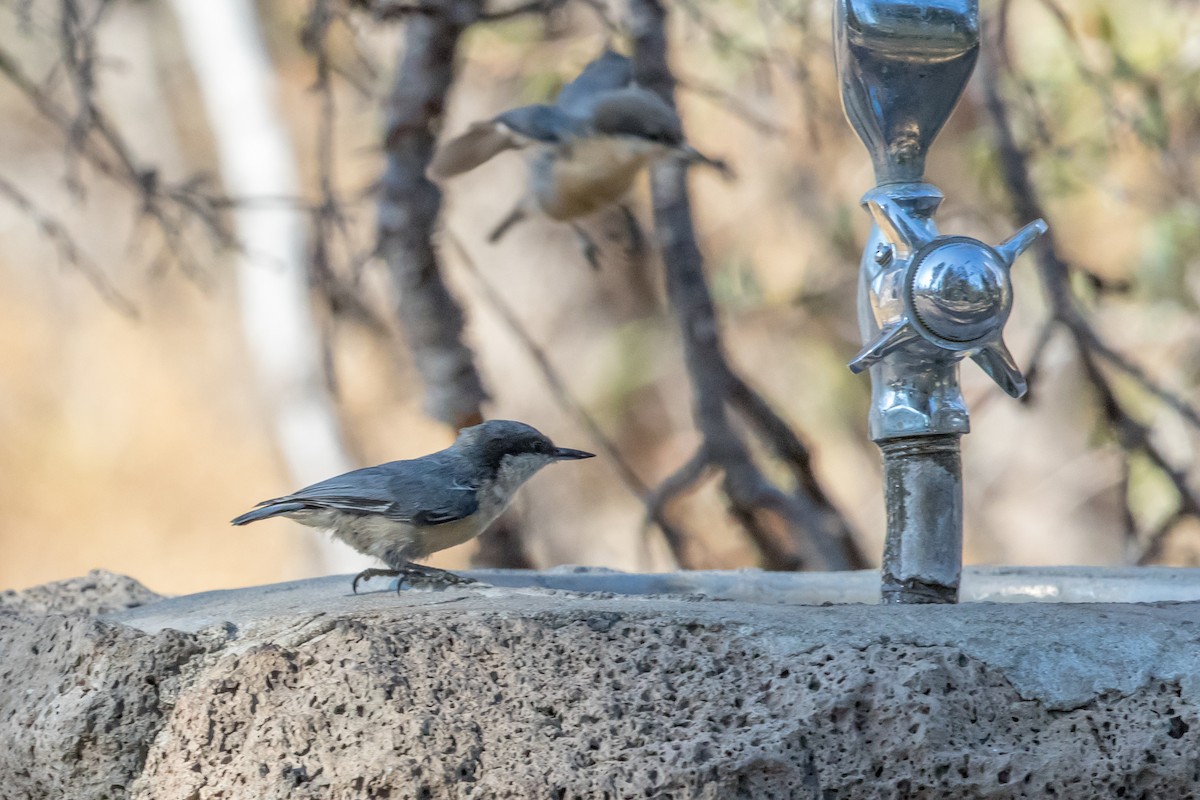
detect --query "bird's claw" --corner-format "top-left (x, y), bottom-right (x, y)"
top-left (396, 565), bottom-right (479, 592)
top-left (571, 224), bottom-right (602, 270)
top-left (353, 565), bottom-right (478, 595)
top-left (619, 205), bottom-right (645, 260)
top-left (352, 568), bottom-right (400, 595)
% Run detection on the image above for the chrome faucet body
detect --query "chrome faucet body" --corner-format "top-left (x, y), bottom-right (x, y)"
top-left (834, 0), bottom-right (1047, 603)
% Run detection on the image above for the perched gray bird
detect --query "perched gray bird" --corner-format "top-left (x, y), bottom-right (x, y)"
top-left (231, 420), bottom-right (594, 592)
top-left (429, 49), bottom-right (729, 268)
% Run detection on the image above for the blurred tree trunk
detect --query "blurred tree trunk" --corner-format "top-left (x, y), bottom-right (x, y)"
top-left (169, 0), bottom-right (372, 575)
top-left (377, 1), bottom-right (488, 432)
top-left (377, 1), bottom-right (530, 569)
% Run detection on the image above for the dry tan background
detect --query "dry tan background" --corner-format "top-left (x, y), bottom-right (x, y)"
top-left (0, 0), bottom-right (1197, 595)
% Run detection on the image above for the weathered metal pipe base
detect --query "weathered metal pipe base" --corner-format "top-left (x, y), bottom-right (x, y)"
top-left (879, 434), bottom-right (963, 604)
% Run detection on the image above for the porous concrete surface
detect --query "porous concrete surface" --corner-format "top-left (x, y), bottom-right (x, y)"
top-left (0, 568), bottom-right (163, 616)
top-left (2, 571), bottom-right (1199, 799)
top-left (0, 572), bottom-right (201, 799)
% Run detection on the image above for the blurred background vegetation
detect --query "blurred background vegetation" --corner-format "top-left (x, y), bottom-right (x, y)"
top-left (0, 0), bottom-right (1197, 594)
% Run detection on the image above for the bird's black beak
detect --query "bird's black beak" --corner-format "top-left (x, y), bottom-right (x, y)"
top-left (553, 447), bottom-right (595, 461)
top-left (674, 144), bottom-right (735, 180)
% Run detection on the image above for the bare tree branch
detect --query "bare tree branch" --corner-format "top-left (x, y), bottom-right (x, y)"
top-left (1084, 332), bottom-right (1200, 431)
top-left (1137, 509), bottom-right (1187, 566)
top-left (725, 370), bottom-right (865, 570)
top-left (628, 0), bottom-right (866, 572)
top-left (0, 26), bottom-right (237, 286)
top-left (674, 73), bottom-right (785, 137)
top-left (1019, 318), bottom-right (1057, 404)
top-left (302, 0), bottom-right (389, 345)
top-left (640, 444), bottom-right (712, 566)
top-left (981, 29), bottom-right (1200, 562)
top-left (59, 0), bottom-right (108, 193)
top-left (0, 174), bottom-right (136, 317)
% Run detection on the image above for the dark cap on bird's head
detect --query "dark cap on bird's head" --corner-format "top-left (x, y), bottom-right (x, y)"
top-left (589, 87), bottom-right (684, 146)
top-left (456, 419), bottom-right (594, 472)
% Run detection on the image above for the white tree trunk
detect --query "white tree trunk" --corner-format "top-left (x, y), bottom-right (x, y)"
top-left (168, 0), bottom-right (372, 576)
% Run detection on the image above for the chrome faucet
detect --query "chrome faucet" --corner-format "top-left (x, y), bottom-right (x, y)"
top-left (834, 0), bottom-right (1047, 603)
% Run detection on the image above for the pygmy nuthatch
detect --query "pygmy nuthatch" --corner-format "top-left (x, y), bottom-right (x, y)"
top-left (232, 420), bottom-right (594, 592)
top-left (429, 49), bottom-right (729, 267)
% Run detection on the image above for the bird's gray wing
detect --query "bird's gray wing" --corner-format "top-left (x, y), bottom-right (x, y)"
top-left (283, 462), bottom-right (480, 527)
top-left (554, 49), bottom-right (633, 118)
top-left (429, 104), bottom-right (566, 179)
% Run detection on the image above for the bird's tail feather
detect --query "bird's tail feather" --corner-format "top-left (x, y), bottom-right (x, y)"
top-left (230, 500), bottom-right (306, 526)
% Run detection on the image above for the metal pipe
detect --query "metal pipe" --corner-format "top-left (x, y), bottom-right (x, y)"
top-left (880, 436), bottom-right (962, 603)
top-left (834, 0), bottom-right (1047, 603)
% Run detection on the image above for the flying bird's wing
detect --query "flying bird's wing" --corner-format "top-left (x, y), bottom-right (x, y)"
top-left (555, 49), bottom-right (633, 118)
top-left (429, 51), bottom-right (639, 179)
top-left (428, 121), bottom-right (522, 179)
top-left (429, 104), bottom-right (565, 179)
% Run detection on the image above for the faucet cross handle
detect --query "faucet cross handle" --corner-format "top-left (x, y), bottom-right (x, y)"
top-left (850, 196), bottom-right (1047, 398)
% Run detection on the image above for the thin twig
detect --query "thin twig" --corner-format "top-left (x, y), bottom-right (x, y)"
top-left (640, 443), bottom-right (711, 556)
top-left (444, 227), bottom-right (694, 559)
top-left (981, 29), bottom-right (1199, 561)
top-left (724, 369), bottom-right (866, 569)
top-left (1019, 318), bottom-right (1057, 404)
top-left (1085, 332), bottom-right (1200, 431)
top-left (1076, 344), bottom-right (1200, 529)
top-left (642, 445), bottom-right (712, 509)
top-left (303, 0), bottom-right (387, 335)
top-left (0, 31), bottom-right (237, 287)
top-left (0, 175), bottom-right (137, 317)
top-left (1137, 509), bottom-right (1187, 566)
top-left (675, 73), bottom-right (785, 137)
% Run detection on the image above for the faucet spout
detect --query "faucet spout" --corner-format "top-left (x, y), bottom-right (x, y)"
top-left (834, 0), bottom-right (980, 184)
top-left (834, 0), bottom-right (1046, 604)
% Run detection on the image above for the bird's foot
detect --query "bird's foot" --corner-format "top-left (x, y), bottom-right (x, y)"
top-left (352, 568), bottom-right (400, 595)
top-left (572, 224), bottom-right (602, 270)
top-left (395, 563), bottom-right (479, 592)
top-left (352, 565), bottom-right (478, 594)
top-left (619, 205), bottom-right (645, 260)
top-left (488, 203), bottom-right (528, 243)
